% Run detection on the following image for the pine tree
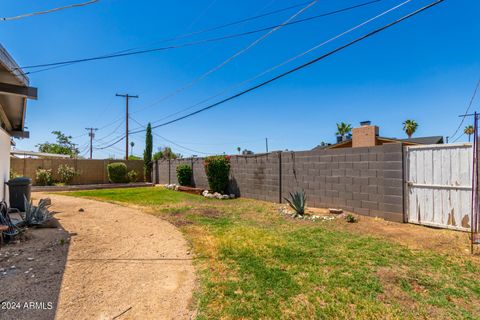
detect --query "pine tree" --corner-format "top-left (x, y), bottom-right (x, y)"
top-left (143, 123), bottom-right (153, 182)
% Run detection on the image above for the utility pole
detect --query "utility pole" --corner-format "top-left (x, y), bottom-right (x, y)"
top-left (116, 93), bottom-right (139, 160)
top-left (86, 127), bottom-right (98, 159)
top-left (265, 138), bottom-right (269, 153)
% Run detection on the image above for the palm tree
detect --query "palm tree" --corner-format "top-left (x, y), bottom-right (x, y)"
top-left (465, 125), bottom-right (475, 142)
top-left (237, 146), bottom-right (241, 154)
top-left (130, 141), bottom-right (135, 156)
top-left (403, 120), bottom-right (418, 138)
top-left (336, 122), bottom-right (352, 141)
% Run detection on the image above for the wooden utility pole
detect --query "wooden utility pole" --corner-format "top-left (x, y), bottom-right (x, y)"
top-left (116, 93), bottom-right (139, 160)
top-left (85, 127), bottom-right (98, 159)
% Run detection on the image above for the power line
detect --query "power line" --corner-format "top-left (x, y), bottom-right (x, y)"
top-left (128, 117), bottom-right (210, 155)
top-left (19, 0), bottom-right (383, 72)
top-left (184, 0), bottom-right (219, 32)
top-left (133, 0), bottom-right (319, 114)
top-left (2, 0), bottom-right (99, 21)
top-left (131, 0), bottom-right (444, 133)
top-left (147, 0), bottom-right (410, 125)
top-left (94, 135), bottom-right (126, 150)
top-left (449, 79), bottom-right (480, 141)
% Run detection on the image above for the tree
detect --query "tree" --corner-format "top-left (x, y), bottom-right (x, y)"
top-left (237, 146), bottom-right (241, 154)
top-left (130, 141), bottom-right (135, 156)
top-left (143, 123), bottom-right (153, 182)
top-left (153, 146), bottom-right (179, 160)
top-left (36, 131), bottom-right (79, 157)
top-left (465, 125), bottom-right (475, 142)
top-left (242, 149), bottom-right (254, 155)
top-left (403, 120), bottom-right (418, 138)
top-left (336, 122), bottom-right (352, 140)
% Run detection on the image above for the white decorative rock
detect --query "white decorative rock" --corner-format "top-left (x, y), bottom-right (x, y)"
top-left (229, 194), bottom-right (236, 199)
top-left (221, 195), bottom-right (230, 200)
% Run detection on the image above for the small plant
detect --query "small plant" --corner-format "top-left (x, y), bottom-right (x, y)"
top-left (284, 191), bottom-right (306, 218)
top-left (9, 169), bottom-right (20, 180)
top-left (57, 164), bottom-right (76, 184)
top-left (35, 168), bottom-right (53, 186)
top-left (22, 196), bottom-right (52, 226)
top-left (204, 156), bottom-right (231, 193)
top-left (107, 162), bottom-right (128, 183)
top-left (127, 170), bottom-right (139, 183)
top-left (345, 214), bottom-right (358, 223)
top-left (176, 164), bottom-right (193, 186)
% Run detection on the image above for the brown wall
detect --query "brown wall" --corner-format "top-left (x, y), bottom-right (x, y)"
top-left (154, 144), bottom-right (404, 222)
top-left (11, 158), bottom-right (145, 185)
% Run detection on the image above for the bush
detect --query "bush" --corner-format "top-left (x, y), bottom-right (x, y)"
top-left (345, 214), bottom-right (358, 223)
top-left (35, 168), bottom-right (53, 186)
top-left (57, 164), bottom-right (76, 184)
top-left (127, 170), bottom-right (139, 183)
top-left (10, 169), bottom-right (20, 180)
top-left (204, 156), bottom-right (230, 193)
top-left (107, 162), bottom-right (128, 183)
top-left (176, 164), bottom-right (192, 186)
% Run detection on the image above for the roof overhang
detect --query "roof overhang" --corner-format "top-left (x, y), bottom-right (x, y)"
top-left (0, 44), bottom-right (36, 137)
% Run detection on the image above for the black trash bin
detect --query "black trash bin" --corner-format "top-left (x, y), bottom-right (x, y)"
top-left (6, 177), bottom-right (32, 212)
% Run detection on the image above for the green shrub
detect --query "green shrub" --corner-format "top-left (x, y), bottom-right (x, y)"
top-left (35, 168), bottom-right (53, 186)
top-left (345, 214), bottom-right (358, 223)
top-left (176, 164), bottom-right (193, 186)
top-left (107, 162), bottom-right (128, 183)
top-left (9, 169), bottom-right (20, 180)
top-left (57, 164), bottom-right (76, 184)
top-left (127, 170), bottom-right (139, 183)
top-left (204, 155), bottom-right (230, 193)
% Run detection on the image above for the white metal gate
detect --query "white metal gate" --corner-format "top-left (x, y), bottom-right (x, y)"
top-left (405, 143), bottom-right (473, 231)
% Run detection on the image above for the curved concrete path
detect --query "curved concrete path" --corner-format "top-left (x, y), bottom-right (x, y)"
top-left (42, 194), bottom-right (195, 320)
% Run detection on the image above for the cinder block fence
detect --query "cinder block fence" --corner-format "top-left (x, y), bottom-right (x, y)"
top-left (153, 144), bottom-right (404, 222)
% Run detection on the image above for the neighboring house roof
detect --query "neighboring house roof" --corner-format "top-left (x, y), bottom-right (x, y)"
top-left (399, 136), bottom-right (444, 145)
top-left (11, 150), bottom-right (71, 159)
top-left (312, 135), bottom-right (444, 151)
top-left (0, 44), bottom-right (37, 138)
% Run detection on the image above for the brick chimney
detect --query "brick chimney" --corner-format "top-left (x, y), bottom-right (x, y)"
top-left (352, 121), bottom-right (379, 148)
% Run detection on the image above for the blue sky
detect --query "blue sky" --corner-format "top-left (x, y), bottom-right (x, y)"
top-left (2, 0), bottom-right (479, 158)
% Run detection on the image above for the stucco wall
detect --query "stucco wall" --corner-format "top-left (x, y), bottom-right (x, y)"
top-left (0, 128), bottom-right (10, 203)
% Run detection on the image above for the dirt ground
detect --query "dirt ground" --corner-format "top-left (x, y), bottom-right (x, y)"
top-left (0, 194), bottom-right (195, 320)
top-left (297, 206), bottom-right (477, 256)
top-left (319, 210), bottom-right (476, 256)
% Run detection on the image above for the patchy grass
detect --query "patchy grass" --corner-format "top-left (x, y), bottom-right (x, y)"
top-left (64, 187), bottom-right (480, 319)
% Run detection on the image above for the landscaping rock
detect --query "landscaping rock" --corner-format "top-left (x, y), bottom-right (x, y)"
top-left (229, 194), bottom-right (236, 199)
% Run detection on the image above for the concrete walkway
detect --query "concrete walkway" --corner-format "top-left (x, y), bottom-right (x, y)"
top-left (45, 194), bottom-right (195, 319)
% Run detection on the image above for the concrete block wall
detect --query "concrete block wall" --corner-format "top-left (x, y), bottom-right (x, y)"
top-left (280, 144), bottom-right (404, 222)
top-left (11, 158), bottom-right (145, 185)
top-left (153, 143), bottom-right (404, 222)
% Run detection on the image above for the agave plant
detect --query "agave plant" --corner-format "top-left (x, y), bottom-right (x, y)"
top-left (21, 196), bottom-right (52, 226)
top-left (284, 191), bottom-right (306, 218)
